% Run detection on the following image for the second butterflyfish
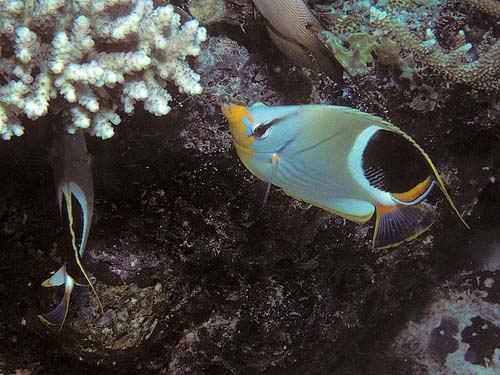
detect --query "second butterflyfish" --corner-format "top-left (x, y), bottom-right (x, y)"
top-left (222, 103), bottom-right (469, 249)
top-left (38, 128), bottom-right (103, 329)
top-left (252, 0), bottom-right (345, 84)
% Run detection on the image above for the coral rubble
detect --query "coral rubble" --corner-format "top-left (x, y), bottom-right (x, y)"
top-left (392, 271), bottom-right (500, 374)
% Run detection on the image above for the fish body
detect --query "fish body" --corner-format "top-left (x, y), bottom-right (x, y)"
top-left (222, 103), bottom-right (469, 248)
top-left (252, 0), bottom-right (345, 83)
top-left (39, 129), bottom-right (102, 329)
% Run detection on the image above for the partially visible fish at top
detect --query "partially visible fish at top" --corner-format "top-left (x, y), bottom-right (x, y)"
top-left (252, 0), bottom-right (345, 84)
top-left (222, 103), bottom-right (469, 249)
top-left (38, 128), bottom-right (103, 330)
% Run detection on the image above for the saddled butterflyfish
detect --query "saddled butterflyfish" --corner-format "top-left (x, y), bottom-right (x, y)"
top-left (38, 128), bottom-right (103, 329)
top-left (252, 0), bottom-right (345, 84)
top-left (222, 103), bottom-right (469, 249)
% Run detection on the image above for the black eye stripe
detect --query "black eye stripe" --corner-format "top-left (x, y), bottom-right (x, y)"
top-left (252, 123), bottom-right (272, 137)
top-left (252, 117), bottom-right (284, 137)
top-left (251, 111), bottom-right (299, 138)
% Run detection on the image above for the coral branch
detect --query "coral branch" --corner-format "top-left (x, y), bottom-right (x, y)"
top-left (0, 0), bottom-right (207, 140)
top-left (369, 7), bottom-right (500, 92)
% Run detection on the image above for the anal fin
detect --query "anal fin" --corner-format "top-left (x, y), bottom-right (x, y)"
top-left (373, 204), bottom-right (436, 249)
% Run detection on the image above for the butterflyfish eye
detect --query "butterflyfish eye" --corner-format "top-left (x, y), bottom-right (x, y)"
top-left (252, 123), bottom-right (272, 138)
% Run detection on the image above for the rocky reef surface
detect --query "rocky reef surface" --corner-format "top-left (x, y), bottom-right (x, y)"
top-left (1, 1), bottom-right (499, 374)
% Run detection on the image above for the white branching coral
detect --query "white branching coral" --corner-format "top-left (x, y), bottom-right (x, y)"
top-left (0, 0), bottom-right (207, 140)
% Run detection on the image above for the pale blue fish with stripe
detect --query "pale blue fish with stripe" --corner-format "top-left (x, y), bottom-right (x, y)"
top-left (38, 128), bottom-right (103, 329)
top-left (222, 103), bottom-right (469, 249)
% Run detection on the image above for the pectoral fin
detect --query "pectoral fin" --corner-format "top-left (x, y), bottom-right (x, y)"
top-left (257, 180), bottom-right (272, 208)
top-left (38, 272), bottom-right (75, 330)
top-left (373, 204), bottom-right (436, 249)
top-left (257, 153), bottom-right (280, 208)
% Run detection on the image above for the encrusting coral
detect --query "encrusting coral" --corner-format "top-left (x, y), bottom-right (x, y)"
top-left (316, 0), bottom-right (500, 95)
top-left (369, 6), bottom-right (500, 92)
top-left (0, 0), bottom-right (207, 140)
top-left (463, 0), bottom-right (500, 18)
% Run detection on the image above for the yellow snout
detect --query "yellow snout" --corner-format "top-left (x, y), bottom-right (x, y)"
top-left (221, 104), bottom-right (255, 149)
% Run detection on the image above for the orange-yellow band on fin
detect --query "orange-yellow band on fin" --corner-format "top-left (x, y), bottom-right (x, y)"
top-left (393, 131), bottom-right (470, 229)
top-left (376, 204), bottom-right (398, 216)
top-left (392, 176), bottom-right (433, 203)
